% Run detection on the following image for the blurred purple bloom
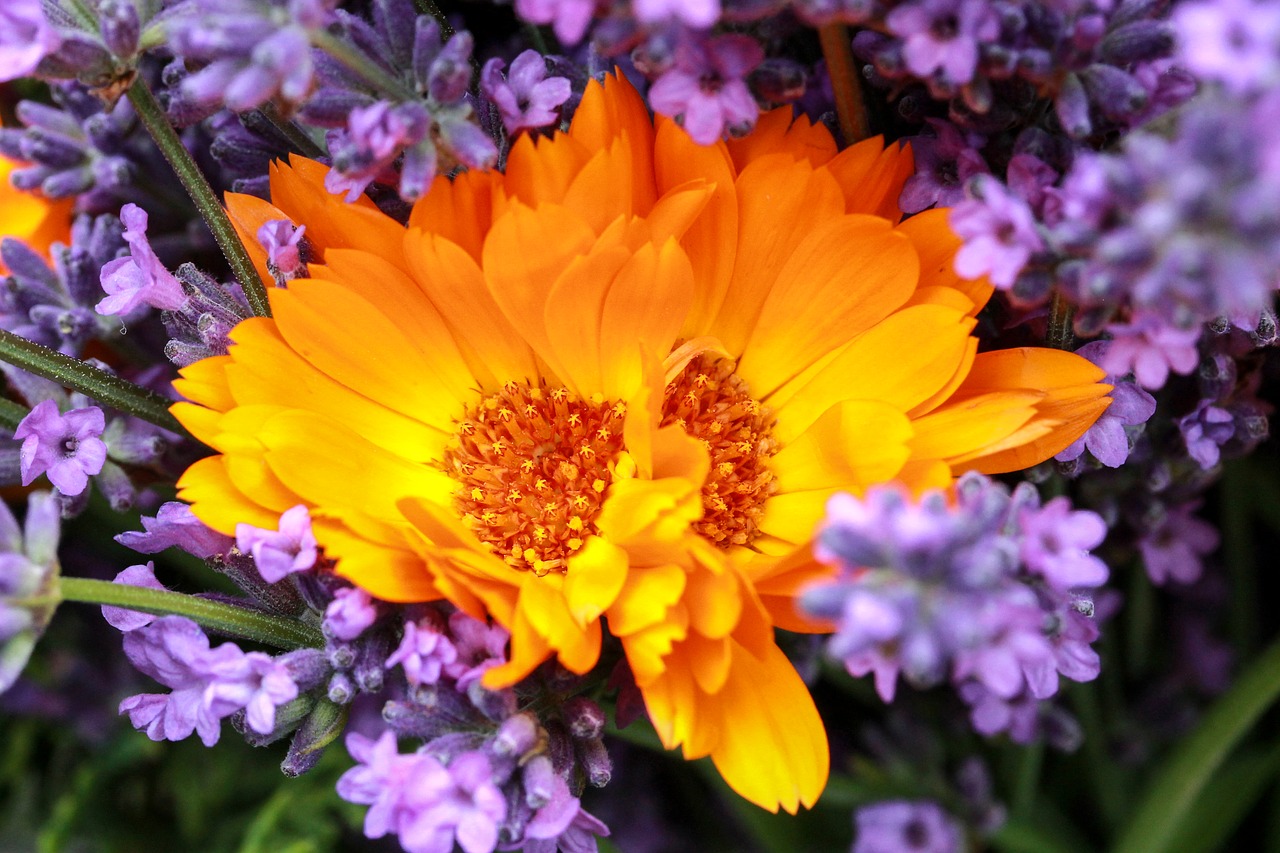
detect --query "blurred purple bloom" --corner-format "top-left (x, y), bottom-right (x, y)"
top-left (1139, 503), bottom-right (1220, 586)
top-left (900, 120), bottom-right (990, 213)
top-left (648, 34), bottom-right (764, 146)
top-left (1101, 313), bottom-right (1200, 391)
top-left (1057, 342), bottom-right (1157, 468)
top-left (101, 562), bottom-right (166, 632)
top-left (886, 0), bottom-right (999, 87)
top-left (0, 0), bottom-right (60, 83)
top-left (514, 0), bottom-right (596, 46)
top-left (236, 504), bottom-right (318, 583)
top-left (1174, 0), bottom-right (1280, 96)
top-left (96, 204), bottom-right (187, 316)
top-left (951, 176), bottom-right (1045, 288)
top-left (206, 652), bottom-right (300, 735)
top-left (325, 586), bottom-right (378, 641)
top-left (524, 794), bottom-right (610, 853)
top-left (446, 612), bottom-right (509, 691)
top-left (853, 800), bottom-right (963, 853)
top-left (14, 400), bottom-right (107, 496)
top-left (480, 51), bottom-right (572, 135)
top-left (634, 0), bottom-right (720, 28)
top-left (1178, 401), bottom-right (1236, 469)
top-left (0, 492), bottom-right (59, 694)
top-left (1018, 498), bottom-right (1109, 591)
top-left (338, 732), bottom-right (507, 853)
top-left (387, 618), bottom-right (458, 687)
top-left (326, 101), bottom-right (432, 203)
top-left (116, 502), bottom-right (234, 560)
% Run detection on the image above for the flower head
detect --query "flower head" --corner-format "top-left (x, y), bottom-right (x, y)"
top-left (96, 203), bottom-right (187, 316)
top-left (480, 51), bottom-right (573, 136)
top-left (14, 399), bottom-right (108, 495)
top-left (853, 800), bottom-right (964, 853)
top-left (0, 491), bottom-right (60, 694)
top-left (174, 73), bottom-right (1111, 811)
top-left (0, 0), bottom-right (60, 83)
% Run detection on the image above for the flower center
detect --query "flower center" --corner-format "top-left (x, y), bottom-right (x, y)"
top-left (661, 355), bottom-right (778, 548)
top-left (442, 382), bottom-right (626, 576)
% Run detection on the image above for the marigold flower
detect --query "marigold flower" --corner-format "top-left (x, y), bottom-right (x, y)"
top-left (173, 73), bottom-right (1111, 813)
top-left (0, 154), bottom-right (73, 273)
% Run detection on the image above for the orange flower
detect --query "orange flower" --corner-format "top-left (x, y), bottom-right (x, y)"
top-left (0, 155), bottom-right (73, 272)
top-left (173, 73), bottom-right (1111, 813)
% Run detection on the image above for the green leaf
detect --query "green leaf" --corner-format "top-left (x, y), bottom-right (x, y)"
top-left (1111, 636), bottom-right (1280, 853)
top-left (1167, 741), bottom-right (1280, 853)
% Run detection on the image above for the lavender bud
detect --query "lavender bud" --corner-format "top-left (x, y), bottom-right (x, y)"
top-left (95, 461), bottom-right (137, 513)
top-left (412, 18), bottom-right (443, 91)
top-left (577, 737), bottom-right (612, 787)
top-left (429, 32), bottom-right (474, 103)
top-left (236, 694), bottom-right (315, 746)
top-left (562, 696), bottom-right (606, 740)
top-left (326, 639), bottom-right (356, 670)
top-left (354, 633), bottom-right (390, 692)
top-left (749, 58), bottom-right (807, 103)
top-left (466, 679), bottom-right (517, 721)
top-left (282, 699), bottom-right (348, 777)
top-left (522, 754), bottom-right (557, 808)
top-left (327, 671), bottom-right (354, 704)
top-left (493, 712), bottom-right (541, 757)
top-left (280, 649), bottom-right (330, 692)
top-left (1099, 20), bottom-right (1173, 65)
top-left (1080, 64), bottom-right (1147, 121)
top-left (99, 0), bottom-right (140, 57)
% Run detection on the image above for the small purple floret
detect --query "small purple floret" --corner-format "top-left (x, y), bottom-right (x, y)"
top-left (14, 400), bottom-right (108, 496)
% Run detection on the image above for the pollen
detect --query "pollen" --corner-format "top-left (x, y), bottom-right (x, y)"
top-left (443, 381), bottom-right (625, 575)
top-left (662, 355), bottom-right (779, 548)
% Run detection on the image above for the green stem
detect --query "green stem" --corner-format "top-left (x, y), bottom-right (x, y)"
top-left (1046, 290), bottom-right (1075, 350)
top-left (1111, 634), bottom-right (1280, 853)
top-left (0, 329), bottom-right (190, 438)
top-left (58, 577), bottom-right (322, 650)
top-left (0, 397), bottom-right (27, 431)
top-left (125, 78), bottom-right (271, 318)
top-left (310, 29), bottom-right (421, 103)
top-left (818, 24), bottom-right (871, 145)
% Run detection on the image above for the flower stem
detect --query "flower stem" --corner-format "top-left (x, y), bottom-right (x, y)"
top-left (818, 24), bottom-right (871, 145)
top-left (1046, 289), bottom-right (1076, 350)
top-left (58, 577), bottom-right (323, 650)
top-left (310, 28), bottom-right (421, 103)
top-left (0, 328), bottom-right (190, 438)
top-left (0, 397), bottom-right (27, 431)
top-left (125, 77), bottom-right (271, 318)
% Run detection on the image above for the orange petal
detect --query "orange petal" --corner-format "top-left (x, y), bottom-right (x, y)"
top-left (772, 399), bottom-right (914, 494)
top-left (407, 168), bottom-right (502, 261)
top-left (825, 137), bottom-right (914, 222)
top-left (897, 208), bottom-right (994, 312)
top-left (177, 455), bottom-right (281, 532)
top-left (223, 191), bottom-right (284, 288)
top-left (724, 107), bottom-right (836, 171)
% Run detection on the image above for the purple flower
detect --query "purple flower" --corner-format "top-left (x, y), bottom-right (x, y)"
top-left (1101, 313), bottom-right (1200, 391)
top-left (0, 492), bottom-right (60, 694)
top-left (522, 773), bottom-right (609, 853)
top-left (1139, 503), bottom-right (1220, 586)
top-left (96, 204), bottom-right (188, 316)
top-left (0, 0), bottom-right (60, 83)
top-left (337, 732), bottom-right (507, 853)
top-left (951, 176), bottom-right (1045, 289)
top-left (633, 0), bottom-right (720, 28)
top-left (325, 101), bottom-right (432, 203)
top-left (101, 562), bottom-right (167, 633)
top-left (885, 0), bottom-right (1000, 87)
top-left (115, 502), bottom-right (234, 560)
top-left (853, 801), bottom-right (963, 853)
top-left (1056, 342), bottom-right (1157, 468)
top-left (14, 400), bottom-right (108, 496)
top-left (1174, 0), bottom-right (1280, 96)
top-left (387, 618), bottom-right (458, 687)
top-left (480, 51), bottom-right (572, 135)
top-left (445, 612), bottom-right (509, 690)
top-left (236, 504), bottom-right (318, 583)
top-left (648, 34), bottom-right (764, 146)
top-left (324, 586), bottom-right (378, 641)
top-left (257, 220), bottom-right (307, 285)
top-left (119, 615), bottom-right (302, 744)
top-left (900, 119), bottom-right (990, 213)
top-left (514, 0), bottom-right (597, 46)
top-left (1178, 401), bottom-right (1237, 469)
top-left (1018, 498), bottom-right (1109, 591)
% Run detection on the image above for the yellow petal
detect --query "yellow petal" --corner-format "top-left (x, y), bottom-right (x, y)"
top-left (563, 536), bottom-right (630, 626)
top-left (771, 400), bottom-right (913, 493)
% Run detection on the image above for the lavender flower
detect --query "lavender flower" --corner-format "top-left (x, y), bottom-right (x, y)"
top-left (386, 617), bottom-right (458, 687)
top-left (950, 176), bottom-right (1044, 289)
top-left (235, 504), bottom-right (318, 583)
top-left (1178, 401), bottom-right (1237, 469)
top-left (900, 120), bottom-right (990, 213)
top-left (325, 101), bottom-right (432, 202)
top-left (96, 204), bottom-right (187, 316)
top-left (1139, 502), bottom-right (1220, 586)
top-left (480, 51), bottom-right (573, 136)
top-left (634, 0), bottom-right (720, 28)
top-left (805, 474), bottom-right (1107, 742)
top-left (100, 562), bottom-right (166, 632)
top-left (0, 492), bottom-right (60, 693)
top-left (166, 0), bottom-right (338, 114)
top-left (0, 0), bottom-right (61, 83)
top-left (514, 0), bottom-right (598, 46)
top-left (116, 501), bottom-right (235, 560)
top-left (1100, 313), bottom-right (1200, 391)
top-left (14, 400), bottom-right (108, 495)
top-left (1174, 0), bottom-right (1280, 96)
top-left (1056, 341), bottom-right (1157, 469)
top-left (647, 34), bottom-right (764, 145)
top-left (118, 615), bottom-right (304, 745)
top-left (885, 0), bottom-right (999, 89)
top-left (853, 800), bottom-right (964, 853)
top-left (324, 586), bottom-right (378, 641)
top-left (257, 220), bottom-right (308, 285)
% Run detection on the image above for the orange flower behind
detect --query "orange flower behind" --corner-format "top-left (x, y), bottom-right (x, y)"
top-left (0, 155), bottom-right (73, 273)
top-left (174, 73), bottom-right (1111, 813)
